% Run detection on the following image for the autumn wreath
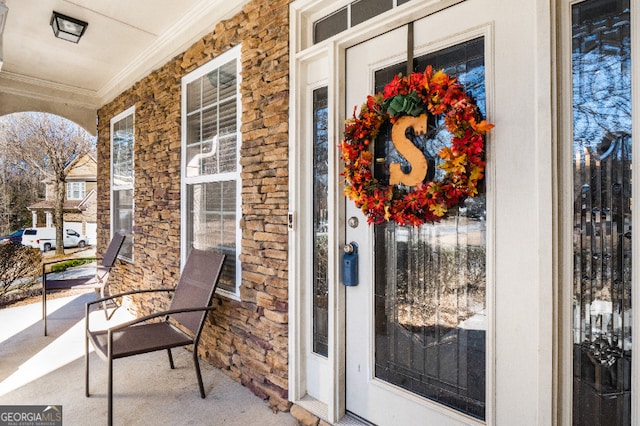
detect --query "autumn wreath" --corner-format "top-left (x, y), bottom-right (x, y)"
top-left (340, 66), bottom-right (494, 226)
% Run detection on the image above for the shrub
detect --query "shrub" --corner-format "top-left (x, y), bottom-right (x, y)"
top-left (0, 243), bottom-right (42, 301)
top-left (50, 258), bottom-right (95, 273)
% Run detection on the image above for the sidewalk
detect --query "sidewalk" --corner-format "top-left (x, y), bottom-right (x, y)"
top-left (0, 292), bottom-right (298, 425)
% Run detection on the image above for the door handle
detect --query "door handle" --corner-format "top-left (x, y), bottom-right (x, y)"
top-left (344, 242), bottom-right (356, 254)
top-left (342, 242), bottom-right (358, 286)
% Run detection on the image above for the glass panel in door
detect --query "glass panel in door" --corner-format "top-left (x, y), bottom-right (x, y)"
top-left (313, 87), bottom-right (330, 357)
top-left (372, 38), bottom-right (487, 420)
top-left (571, 0), bottom-right (632, 424)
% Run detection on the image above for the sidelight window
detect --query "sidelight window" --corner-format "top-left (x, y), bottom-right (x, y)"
top-left (312, 87), bottom-right (329, 357)
top-left (111, 107), bottom-right (135, 262)
top-left (571, 0), bottom-right (632, 424)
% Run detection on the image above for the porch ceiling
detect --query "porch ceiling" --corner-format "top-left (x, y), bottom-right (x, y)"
top-left (0, 0), bottom-right (248, 127)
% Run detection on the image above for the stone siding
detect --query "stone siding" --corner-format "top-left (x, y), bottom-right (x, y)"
top-left (96, 0), bottom-right (291, 412)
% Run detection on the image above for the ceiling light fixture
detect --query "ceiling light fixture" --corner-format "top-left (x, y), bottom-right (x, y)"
top-left (50, 11), bottom-right (88, 43)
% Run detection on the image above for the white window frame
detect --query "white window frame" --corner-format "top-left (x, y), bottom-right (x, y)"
top-left (180, 45), bottom-right (243, 299)
top-left (110, 106), bottom-right (135, 263)
top-left (66, 181), bottom-right (86, 200)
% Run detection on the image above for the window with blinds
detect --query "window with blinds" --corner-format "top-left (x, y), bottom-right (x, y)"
top-left (182, 45), bottom-right (242, 296)
top-left (66, 181), bottom-right (86, 200)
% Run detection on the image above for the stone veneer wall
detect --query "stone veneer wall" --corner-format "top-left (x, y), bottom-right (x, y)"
top-left (96, 0), bottom-right (291, 411)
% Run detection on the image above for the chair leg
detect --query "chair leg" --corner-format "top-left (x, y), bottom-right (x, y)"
top-left (42, 287), bottom-right (48, 336)
top-left (94, 288), bottom-right (110, 320)
top-left (167, 348), bottom-right (175, 369)
top-left (85, 334), bottom-right (90, 397)
top-left (100, 286), bottom-right (120, 321)
top-left (108, 355), bottom-right (113, 426)
top-left (193, 350), bottom-right (205, 398)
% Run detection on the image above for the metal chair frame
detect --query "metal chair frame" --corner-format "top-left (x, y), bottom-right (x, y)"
top-left (84, 249), bottom-right (225, 426)
top-left (42, 232), bottom-right (126, 335)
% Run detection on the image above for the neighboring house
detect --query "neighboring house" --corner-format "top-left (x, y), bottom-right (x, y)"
top-left (27, 153), bottom-right (98, 245)
top-left (2, 0), bottom-right (636, 425)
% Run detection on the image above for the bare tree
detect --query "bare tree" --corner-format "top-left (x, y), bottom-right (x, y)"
top-left (1, 113), bottom-right (95, 254)
top-left (0, 144), bottom-right (43, 233)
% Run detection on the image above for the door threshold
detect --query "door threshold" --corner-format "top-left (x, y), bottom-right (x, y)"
top-left (336, 412), bottom-right (374, 425)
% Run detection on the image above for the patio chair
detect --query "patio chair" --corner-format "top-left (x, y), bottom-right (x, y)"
top-left (84, 249), bottom-right (225, 426)
top-left (42, 232), bottom-right (126, 336)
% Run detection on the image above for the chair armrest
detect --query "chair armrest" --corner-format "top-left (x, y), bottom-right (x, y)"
top-left (87, 287), bottom-right (175, 308)
top-left (106, 305), bottom-right (218, 333)
top-left (85, 287), bottom-right (175, 331)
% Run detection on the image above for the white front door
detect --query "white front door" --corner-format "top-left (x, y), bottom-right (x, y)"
top-left (344, 9), bottom-right (491, 426)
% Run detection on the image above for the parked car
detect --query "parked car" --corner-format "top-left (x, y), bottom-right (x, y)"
top-left (0, 229), bottom-right (25, 244)
top-left (21, 227), bottom-right (90, 252)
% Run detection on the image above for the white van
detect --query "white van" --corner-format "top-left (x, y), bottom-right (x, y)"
top-left (21, 227), bottom-right (90, 252)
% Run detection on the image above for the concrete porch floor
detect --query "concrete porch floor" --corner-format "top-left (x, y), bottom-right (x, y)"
top-left (0, 291), bottom-right (298, 425)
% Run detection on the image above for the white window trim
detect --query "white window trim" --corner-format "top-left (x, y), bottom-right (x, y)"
top-left (180, 44), bottom-right (243, 300)
top-left (110, 105), bottom-right (135, 263)
top-left (66, 181), bottom-right (86, 200)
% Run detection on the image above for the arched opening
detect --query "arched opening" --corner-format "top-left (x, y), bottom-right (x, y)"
top-left (0, 89), bottom-right (97, 135)
top-left (0, 112), bottom-right (97, 243)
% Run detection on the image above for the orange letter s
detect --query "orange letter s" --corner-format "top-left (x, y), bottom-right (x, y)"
top-left (389, 114), bottom-right (428, 187)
